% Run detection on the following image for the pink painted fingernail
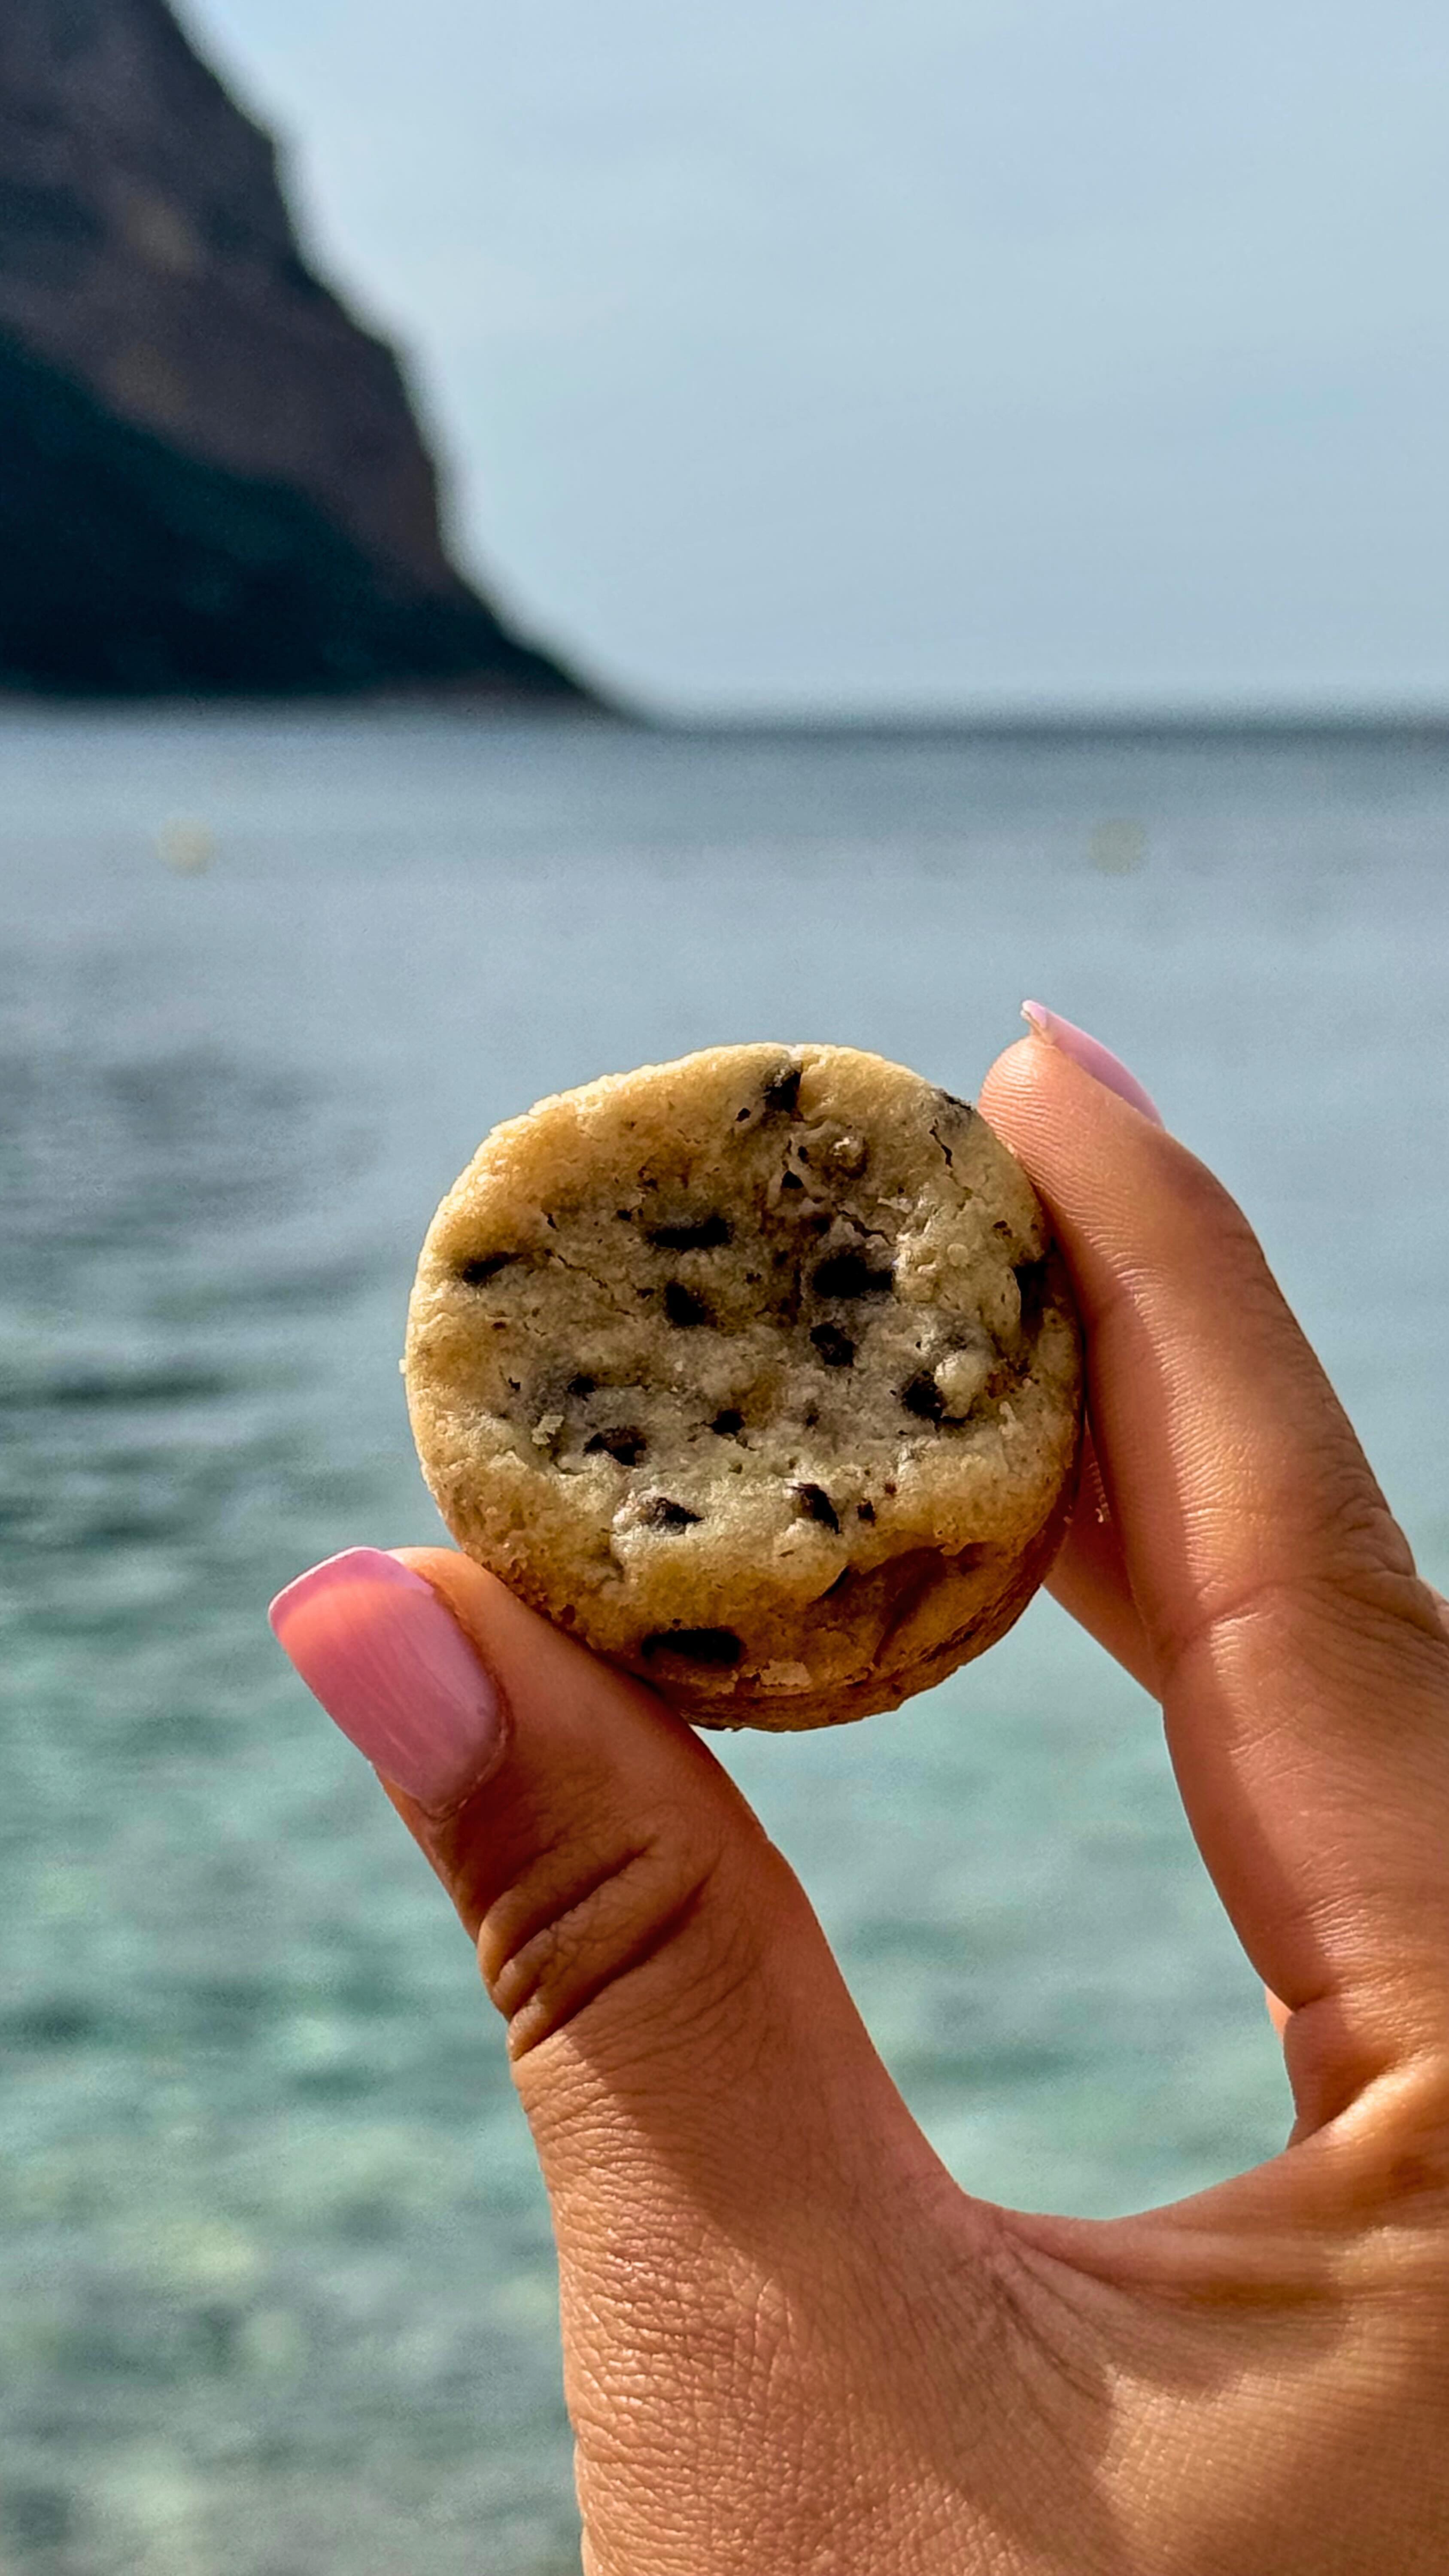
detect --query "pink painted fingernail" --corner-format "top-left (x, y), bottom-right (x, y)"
top-left (1021, 1002), bottom-right (1163, 1126)
top-left (269, 1549), bottom-right (503, 1813)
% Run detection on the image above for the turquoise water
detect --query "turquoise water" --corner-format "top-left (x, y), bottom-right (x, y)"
top-left (2, 708), bottom-right (1447, 2570)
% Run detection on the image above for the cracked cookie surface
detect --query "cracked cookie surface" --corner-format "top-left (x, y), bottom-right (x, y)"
top-left (404, 1043), bottom-right (1082, 1728)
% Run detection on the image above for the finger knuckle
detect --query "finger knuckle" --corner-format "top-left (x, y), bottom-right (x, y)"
top-left (483, 1811), bottom-right (733, 2058)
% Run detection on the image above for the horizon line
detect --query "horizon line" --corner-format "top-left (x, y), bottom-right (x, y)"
top-left (3, 688), bottom-right (1448, 740)
top-left (642, 697), bottom-right (1449, 741)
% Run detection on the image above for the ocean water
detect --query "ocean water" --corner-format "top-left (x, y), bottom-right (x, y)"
top-left (2, 707), bottom-right (1447, 2572)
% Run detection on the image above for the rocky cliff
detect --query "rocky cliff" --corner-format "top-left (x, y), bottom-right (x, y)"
top-left (0, 0), bottom-right (584, 696)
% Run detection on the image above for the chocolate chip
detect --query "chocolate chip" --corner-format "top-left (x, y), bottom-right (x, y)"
top-left (648, 1214), bottom-right (733, 1250)
top-left (458, 1252), bottom-right (512, 1285)
top-left (1014, 1257), bottom-right (1049, 1328)
top-left (762, 1064), bottom-right (803, 1115)
top-left (711, 1408), bottom-right (744, 1435)
top-left (856, 1501), bottom-right (876, 1523)
top-left (566, 1373), bottom-right (597, 1397)
top-left (640, 1495), bottom-right (702, 1531)
top-left (779, 1170), bottom-right (805, 1191)
top-left (641, 1628), bottom-right (743, 1667)
top-left (809, 1321), bottom-right (856, 1368)
top-left (794, 1482), bottom-right (840, 1532)
top-left (811, 1249), bottom-right (894, 1298)
top-left (664, 1281), bottom-right (710, 1327)
top-left (901, 1372), bottom-right (946, 1422)
top-left (586, 1427), bottom-right (647, 1466)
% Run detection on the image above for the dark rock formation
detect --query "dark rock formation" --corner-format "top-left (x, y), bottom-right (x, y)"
top-left (0, 0), bottom-right (585, 697)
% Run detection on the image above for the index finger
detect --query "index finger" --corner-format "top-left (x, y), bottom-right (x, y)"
top-left (981, 1032), bottom-right (1449, 2135)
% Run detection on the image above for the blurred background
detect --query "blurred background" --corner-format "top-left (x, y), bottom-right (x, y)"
top-left (2, 4), bottom-right (1447, 2570)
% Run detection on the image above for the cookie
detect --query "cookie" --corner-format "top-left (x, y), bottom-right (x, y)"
top-left (404, 1044), bottom-right (1082, 1729)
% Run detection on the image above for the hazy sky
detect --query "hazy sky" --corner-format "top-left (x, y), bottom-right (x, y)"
top-left (188, 0), bottom-right (1448, 714)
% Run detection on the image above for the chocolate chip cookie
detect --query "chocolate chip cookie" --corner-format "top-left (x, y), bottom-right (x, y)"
top-left (404, 1044), bottom-right (1081, 1729)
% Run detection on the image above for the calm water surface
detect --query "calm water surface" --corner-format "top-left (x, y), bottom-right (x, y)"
top-left (2, 709), bottom-right (1447, 2570)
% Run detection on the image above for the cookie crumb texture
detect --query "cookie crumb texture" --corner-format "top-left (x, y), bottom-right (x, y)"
top-left (404, 1045), bottom-right (1082, 1728)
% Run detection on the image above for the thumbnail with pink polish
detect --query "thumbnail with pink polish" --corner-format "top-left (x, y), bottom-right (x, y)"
top-left (269, 1548), bottom-right (501, 1812)
top-left (1021, 1001), bottom-right (1163, 1126)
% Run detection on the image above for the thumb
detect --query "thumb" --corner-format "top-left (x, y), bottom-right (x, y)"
top-left (268, 1547), bottom-right (975, 2488)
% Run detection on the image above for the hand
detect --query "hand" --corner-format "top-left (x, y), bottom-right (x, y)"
top-left (272, 1025), bottom-right (1449, 2575)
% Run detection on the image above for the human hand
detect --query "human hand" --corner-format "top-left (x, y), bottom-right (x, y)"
top-left (271, 1021), bottom-right (1449, 2574)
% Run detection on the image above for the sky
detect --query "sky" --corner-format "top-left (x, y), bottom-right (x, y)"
top-left (186, 0), bottom-right (1449, 716)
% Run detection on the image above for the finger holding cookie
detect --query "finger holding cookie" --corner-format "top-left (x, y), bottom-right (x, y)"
top-left (270, 1021), bottom-right (1449, 2576)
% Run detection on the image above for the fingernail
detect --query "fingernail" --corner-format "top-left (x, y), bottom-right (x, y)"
top-left (269, 1548), bottom-right (502, 1813)
top-left (1021, 1002), bottom-right (1163, 1126)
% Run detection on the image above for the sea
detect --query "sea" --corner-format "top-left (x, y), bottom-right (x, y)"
top-left (3, 706), bottom-right (1447, 2573)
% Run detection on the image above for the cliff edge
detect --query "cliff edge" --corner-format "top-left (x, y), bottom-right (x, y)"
top-left (0, 0), bottom-right (586, 697)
